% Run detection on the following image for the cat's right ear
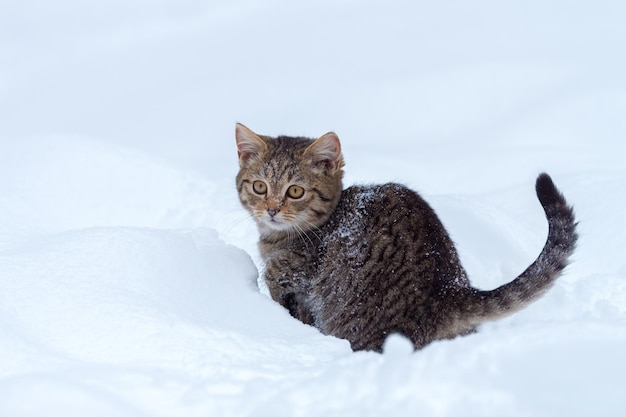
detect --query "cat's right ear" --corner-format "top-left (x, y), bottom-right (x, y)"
top-left (235, 123), bottom-right (267, 165)
top-left (305, 132), bottom-right (344, 173)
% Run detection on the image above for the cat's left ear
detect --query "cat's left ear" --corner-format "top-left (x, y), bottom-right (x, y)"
top-left (305, 132), bottom-right (344, 173)
top-left (235, 123), bottom-right (267, 165)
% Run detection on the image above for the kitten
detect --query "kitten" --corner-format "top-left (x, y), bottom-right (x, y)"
top-left (235, 123), bottom-right (578, 352)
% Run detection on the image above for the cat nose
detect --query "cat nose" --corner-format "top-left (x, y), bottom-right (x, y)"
top-left (267, 208), bottom-right (279, 217)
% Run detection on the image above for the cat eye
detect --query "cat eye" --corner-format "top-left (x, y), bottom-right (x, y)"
top-left (287, 185), bottom-right (305, 199)
top-left (252, 181), bottom-right (267, 195)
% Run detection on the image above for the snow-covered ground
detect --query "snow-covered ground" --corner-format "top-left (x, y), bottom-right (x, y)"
top-left (1, 1), bottom-right (625, 416)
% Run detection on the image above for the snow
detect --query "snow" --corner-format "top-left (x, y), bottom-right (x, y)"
top-left (1, 0), bottom-right (625, 415)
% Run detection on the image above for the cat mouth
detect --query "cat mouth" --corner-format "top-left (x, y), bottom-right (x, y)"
top-left (263, 214), bottom-right (305, 233)
top-left (261, 214), bottom-right (290, 230)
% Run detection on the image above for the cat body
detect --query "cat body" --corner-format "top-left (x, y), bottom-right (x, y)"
top-left (235, 123), bottom-right (577, 352)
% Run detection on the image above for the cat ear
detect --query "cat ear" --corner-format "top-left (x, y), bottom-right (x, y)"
top-left (305, 132), bottom-right (344, 172)
top-left (235, 123), bottom-right (267, 164)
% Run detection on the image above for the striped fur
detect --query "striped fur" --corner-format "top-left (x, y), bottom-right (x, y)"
top-left (235, 125), bottom-right (578, 352)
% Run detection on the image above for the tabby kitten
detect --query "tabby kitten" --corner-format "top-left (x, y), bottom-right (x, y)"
top-left (235, 123), bottom-right (578, 352)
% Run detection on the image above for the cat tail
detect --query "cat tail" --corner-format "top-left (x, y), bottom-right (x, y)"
top-left (469, 173), bottom-right (578, 325)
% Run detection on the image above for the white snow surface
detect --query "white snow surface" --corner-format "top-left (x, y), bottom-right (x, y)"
top-left (1, 1), bottom-right (626, 416)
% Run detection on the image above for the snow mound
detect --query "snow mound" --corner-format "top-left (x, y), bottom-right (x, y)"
top-left (0, 226), bottom-right (347, 416)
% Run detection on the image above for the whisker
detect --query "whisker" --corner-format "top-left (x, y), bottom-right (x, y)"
top-left (279, 214), bottom-right (309, 249)
top-left (215, 210), bottom-right (256, 241)
top-left (299, 219), bottom-right (324, 243)
top-left (294, 223), bottom-right (315, 249)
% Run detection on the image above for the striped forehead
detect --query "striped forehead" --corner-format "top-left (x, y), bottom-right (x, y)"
top-left (260, 157), bottom-right (301, 185)
top-left (258, 136), bottom-right (313, 185)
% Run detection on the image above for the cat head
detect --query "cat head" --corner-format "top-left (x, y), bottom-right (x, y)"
top-left (235, 123), bottom-right (344, 238)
